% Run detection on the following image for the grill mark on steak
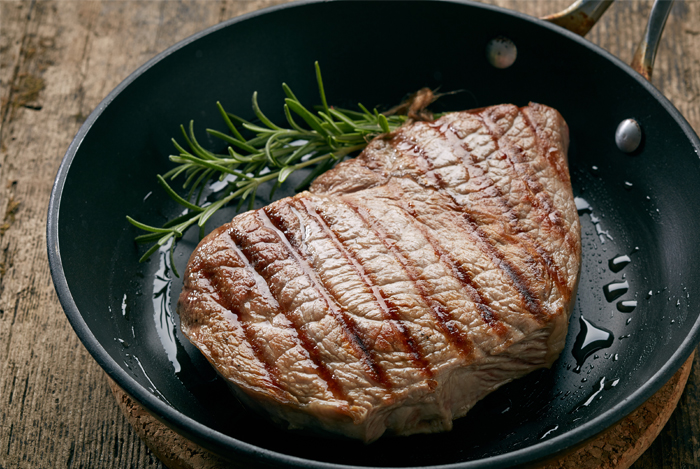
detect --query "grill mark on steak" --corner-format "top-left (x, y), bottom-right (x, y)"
top-left (196, 262), bottom-right (287, 397)
top-left (440, 118), bottom-right (570, 296)
top-left (521, 105), bottom-right (571, 185)
top-left (457, 212), bottom-right (548, 322)
top-left (441, 131), bottom-right (570, 300)
top-left (390, 127), bottom-right (550, 321)
top-left (224, 231), bottom-right (280, 308)
top-left (296, 197), bottom-right (434, 378)
top-left (396, 199), bottom-right (507, 335)
top-left (478, 110), bottom-right (577, 301)
top-left (259, 207), bottom-right (392, 389)
top-left (341, 198), bottom-right (474, 357)
top-left (227, 227), bottom-right (348, 402)
top-left (428, 119), bottom-right (570, 298)
top-left (479, 108), bottom-right (578, 269)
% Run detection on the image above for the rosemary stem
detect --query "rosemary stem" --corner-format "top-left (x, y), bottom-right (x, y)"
top-left (128, 63), bottom-right (410, 266)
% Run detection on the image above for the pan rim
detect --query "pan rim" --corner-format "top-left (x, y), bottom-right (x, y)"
top-left (46, 0), bottom-right (700, 467)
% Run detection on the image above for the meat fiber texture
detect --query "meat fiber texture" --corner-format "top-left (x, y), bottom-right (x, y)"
top-left (177, 103), bottom-right (582, 443)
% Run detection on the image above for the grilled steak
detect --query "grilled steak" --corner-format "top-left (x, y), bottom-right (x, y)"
top-left (177, 103), bottom-right (581, 443)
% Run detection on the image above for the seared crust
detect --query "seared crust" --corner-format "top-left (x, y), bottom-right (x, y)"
top-left (177, 103), bottom-right (581, 442)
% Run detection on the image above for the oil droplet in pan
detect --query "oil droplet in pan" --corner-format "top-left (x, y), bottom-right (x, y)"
top-left (574, 197), bottom-right (612, 243)
top-left (152, 242), bottom-right (182, 374)
top-left (575, 197), bottom-right (592, 215)
top-left (617, 300), bottom-right (637, 313)
top-left (121, 293), bottom-right (129, 320)
top-left (569, 376), bottom-right (620, 414)
top-left (603, 280), bottom-right (629, 302)
top-left (572, 316), bottom-right (614, 373)
top-left (608, 254), bottom-right (631, 273)
top-left (539, 424), bottom-right (559, 440)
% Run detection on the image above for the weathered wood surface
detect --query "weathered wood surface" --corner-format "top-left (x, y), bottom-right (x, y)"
top-left (0, 1), bottom-right (699, 468)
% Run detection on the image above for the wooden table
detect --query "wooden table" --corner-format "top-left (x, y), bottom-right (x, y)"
top-left (1, 1), bottom-right (699, 468)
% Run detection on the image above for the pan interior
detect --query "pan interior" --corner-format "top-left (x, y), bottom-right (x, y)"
top-left (53, 1), bottom-right (700, 467)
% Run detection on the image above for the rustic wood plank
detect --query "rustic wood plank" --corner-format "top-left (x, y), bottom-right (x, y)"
top-left (633, 353), bottom-right (700, 468)
top-left (0, 2), bottom-right (285, 468)
top-left (0, 1), bottom-right (698, 468)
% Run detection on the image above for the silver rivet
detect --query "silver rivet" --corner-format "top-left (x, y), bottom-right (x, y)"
top-left (486, 37), bottom-right (517, 69)
top-left (615, 119), bottom-right (642, 153)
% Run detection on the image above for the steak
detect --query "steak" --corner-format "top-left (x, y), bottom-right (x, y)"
top-left (177, 103), bottom-right (581, 443)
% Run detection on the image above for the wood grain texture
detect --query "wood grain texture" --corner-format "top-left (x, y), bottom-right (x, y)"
top-left (542, 353), bottom-right (695, 469)
top-left (0, 1), bottom-right (699, 468)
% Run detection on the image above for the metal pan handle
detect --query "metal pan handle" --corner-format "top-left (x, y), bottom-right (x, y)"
top-left (630, 0), bottom-right (673, 80)
top-left (541, 0), bottom-right (614, 37)
top-left (543, 0), bottom-right (673, 81)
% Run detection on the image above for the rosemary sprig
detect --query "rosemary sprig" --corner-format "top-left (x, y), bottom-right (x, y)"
top-left (127, 62), bottom-right (408, 265)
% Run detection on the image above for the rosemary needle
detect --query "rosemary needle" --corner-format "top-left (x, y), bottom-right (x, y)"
top-left (127, 62), bottom-right (408, 265)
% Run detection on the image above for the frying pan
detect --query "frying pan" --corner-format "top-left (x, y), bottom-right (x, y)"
top-left (47, 0), bottom-right (700, 467)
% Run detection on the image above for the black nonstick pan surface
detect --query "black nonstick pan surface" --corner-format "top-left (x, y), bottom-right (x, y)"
top-left (47, 1), bottom-right (700, 467)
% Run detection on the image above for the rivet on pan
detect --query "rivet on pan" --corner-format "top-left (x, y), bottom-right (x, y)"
top-left (615, 119), bottom-right (643, 153)
top-left (486, 37), bottom-right (517, 69)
